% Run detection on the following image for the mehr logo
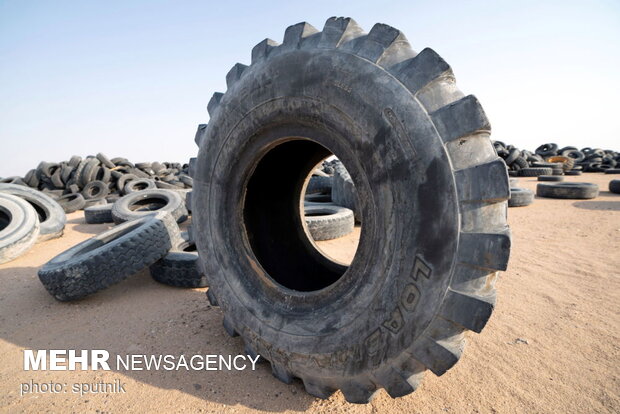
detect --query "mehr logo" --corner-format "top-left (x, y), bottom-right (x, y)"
top-left (24, 350), bottom-right (110, 371)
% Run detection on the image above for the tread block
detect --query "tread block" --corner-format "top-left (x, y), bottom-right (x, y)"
top-left (222, 316), bottom-right (238, 337)
top-left (340, 380), bottom-right (378, 404)
top-left (354, 23), bottom-right (406, 62)
top-left (374, 365), bottom-right (415, 398)
top-left (411, 335), bottom-right (462, 376)
top-left (318, 17), bottom-right (365, 49)
top-left (251, 38), bottom-right (279, 64)
top-left (194, 124), bottom-right (207, 148)
top-left (431, 95), bottom-right (491, 143)
top-left (207, 92), bottom-right (223, 117)
top-left (243, 342), bottom-right (264, 363)
top-left (458, 230), bottom-right (511, 271)
top-left (271, 363), bottom-right (294, 384)
top-left (439, 289), bottom-right (496, 333)
top-left (283, 22), bottom-right (318, 49)
top-left (455, 158), bottom-right (510, 203)
top-left (302, 378), bottom-right (336, 399)
top-left (225, 63), bottom-right (248, 89)
top-left (206, 288), bottom-right (218, 306)
top-left (389, 47), bottom-right (452, 94)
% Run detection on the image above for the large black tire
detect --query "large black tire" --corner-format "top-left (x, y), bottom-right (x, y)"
top-left (0, 193), bottom-right (40, 264)
top-left (508, 188), bottom-right (534, 207)
top-left (149, 233), bottom-right (207, 288)
top-left (304, 203), bottom-right (354, 240)
top-left (192, 18), bottom-right (510, 403)
top-left (608, 180), bottom-right (620, 194)
top-left (536, 182), bottom-right (599, 199)
top-left (112, 189), bottom-right (187, 224)
top-left (0, 183), bottom-right (66, 241)
top-left (38, 212), bottom-right (181, 301)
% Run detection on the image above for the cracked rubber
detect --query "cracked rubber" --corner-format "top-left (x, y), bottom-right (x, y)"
top-left (192, 18), bottom-right (510, 403)
top-left (38, 212), bottom-right (181, 301)
top-left (0, 193), bottom-right (40, 264)
top-left (149, 233), bottom-right (207, 288)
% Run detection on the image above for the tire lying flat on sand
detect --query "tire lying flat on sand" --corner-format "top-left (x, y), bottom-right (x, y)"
top-left (192, 18), bottom-right (511, 403)
top-left (38, 212), bottom-right (181, 301)
top-left (304, 203), bottom-right (354, 241)
top-left (0, 183), bottom-right (66, 241)
top-left (508, 188), bottom-right (534, 207)
top-left (111, 189), bottom-right (187, 224)
top-left (536, 182), bottom-right (599, 199)
top-left (0, 193), bottom-right (40, 264)
top-left (149, 232), bottom-right (207, 288)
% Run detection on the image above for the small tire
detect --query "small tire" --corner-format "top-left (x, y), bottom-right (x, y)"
top-left (149, 233), bottom-right (207, 288)
top-left (124, 179), bottom-right (156, 194)
top-left (56, 193), bottom-right (86, 214)
top-left (38, 212), bottom-right (181, 301)
top-left (81, 180), bottom-right (109, 200)
top-left (0, 193), bottom-right (40, 264)
top-left (565, 170), bottom-right (582, 176)
top-left (304, 203), bottom-right (354, 241)
top-left (537, 175), bottom-right (563, 182)
top-left (609, 180), bottom-right (620, 194)
top-left (508, 188), bottom-right (534, 207)
top-left (0, 183), bottom-right (66, 241)
top-left (536, 182), bottom-right (599, 199)
top-left (112, 189), bottom-right (187, 224)
top-left (520, 167), bottom-right (553, 177)
top-left (84, 204), bottom-right (114, 224)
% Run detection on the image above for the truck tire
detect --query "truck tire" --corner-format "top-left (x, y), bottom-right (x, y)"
top-left (304, 203), bottom-right (354, 240)
top-left (0, 183), bottom-right (66, 241)
top-left (149, 233), bottom-right (207, 288)
top-left (112, 189), bottom-right (187, 224)
top-left (536, 182), bottom-right (599, 199)
top-left (0, 193), bottom-right (40, 264)
top-left (84, 204), bottom-right (114, 224)
top-left (38, 212), bottom-right (181, 301)
top-left (192, 18), bottom-right (510, 403)
top-left (508, 188), bottom-right (534, 207)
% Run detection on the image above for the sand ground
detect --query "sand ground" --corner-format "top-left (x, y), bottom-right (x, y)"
top-left (1, 173), bottom-right (618, 413)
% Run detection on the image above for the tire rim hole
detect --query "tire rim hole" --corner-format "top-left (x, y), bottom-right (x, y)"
top-left (0, 209), bottom-right (10, 231)
top-left (129, 197), bottom-right (167, 212)
top-left (243, 139), bottom-right (361, 292)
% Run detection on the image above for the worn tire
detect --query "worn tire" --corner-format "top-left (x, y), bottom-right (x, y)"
top-left (124, 179), bottom-right (156, 194)
top-left (84, 204), bottom-right (114, 224)
top-left (536, 182), bottom-right (599, 199)
top-left (304, 203), bottom-right (354, 241)
top-left (81, 180), bottom-right (109, 200)
top-left (332, 161), bottom-right (360, 221)
top-left (112, 189), bottom-right (187, 224)
top-left (149, 233), bottom-right (207, 288)
top-left (0, 193), bottom-right (40, 264)
top-left (56, 193), bottom-right (86, 214)
top-left (38, 212), bottom-right (181, 301)
top-left (508, 188), bottom-right (534, 207)
top-left (0, 183), bottom-right (66, 241)
top-left (520, 167), bottom-right (553, 177)
top-left (192, 18), bottom-right (510, 403)
top-left (306, 175), bottom-right (333, 195)
top-left (608, 180), bottom-right (620, 194)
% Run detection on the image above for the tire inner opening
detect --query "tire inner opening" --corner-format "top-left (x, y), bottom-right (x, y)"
top-left (129, 197), bottom-right (167, 212)
top-left (243, 139), bottom-right (355, 292)
top-left (0, 209), bottom-right (10, 232)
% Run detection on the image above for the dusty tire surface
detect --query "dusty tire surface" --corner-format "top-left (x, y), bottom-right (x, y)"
top-left (38, 212), bottom-right (181, 301)
top-left (56, 193), bottom-right (86, 213)
top-left (304, 203), bottom-right (354, 241)
top-left (608, 179), bottom-right (620, 194)
top-left (536, 182), bottom-right (599, 199)
top-left (0, 183), bottom-right (66, 241)
top-left (192, 18), bottom-right (510, 403)
top-left (112, 189), bottom-right (187, 224)
top-left (149, 233), bottom-right (207, 288)
top-left (0, 193), bottom-right (40, 264)
top-left (84, 204), bottom-right (114, 224)
top-left (508, 187), bottom-right (534, 207)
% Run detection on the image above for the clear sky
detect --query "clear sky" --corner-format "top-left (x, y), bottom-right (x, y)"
top-left (1, 0), bottom-right (619, 177)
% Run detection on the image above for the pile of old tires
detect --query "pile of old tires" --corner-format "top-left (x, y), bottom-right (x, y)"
top-left (494, 141), bottom-right (620, 177)
top-left (0, 153), bottom-right (192, 213)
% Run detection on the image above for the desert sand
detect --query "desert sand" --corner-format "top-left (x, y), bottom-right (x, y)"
top-left (1, 173), bottom-right (618, 413)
